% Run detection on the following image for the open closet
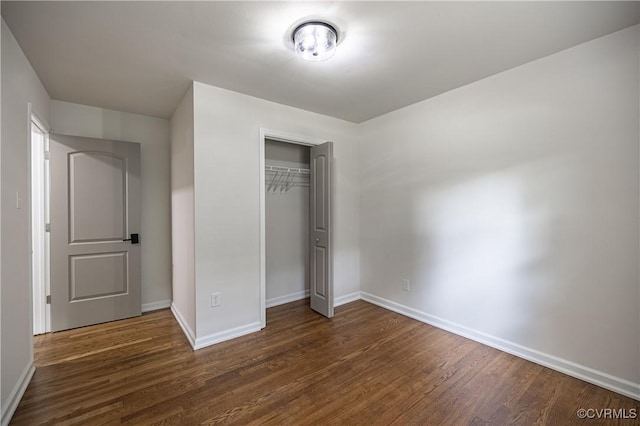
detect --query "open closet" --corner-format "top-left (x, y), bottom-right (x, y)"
top-left (265, 139), bottom-right (311, 308)
top-left (261, 135), bottom-right (334, 324)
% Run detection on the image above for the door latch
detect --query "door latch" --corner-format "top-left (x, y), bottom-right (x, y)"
top-left (123, 233), bottom-right (139, 244)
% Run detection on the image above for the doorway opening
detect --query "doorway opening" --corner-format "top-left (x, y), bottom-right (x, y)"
top-left (259, 129), bottom-right (334, 328)
top-left (265, 139), bottom-right (310, 309)
top-left (30, 113), bottom-right (50, 335)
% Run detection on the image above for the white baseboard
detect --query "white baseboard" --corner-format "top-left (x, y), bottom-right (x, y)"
top-left (142, 299), bottom-right (171, 313)
top-left (194, 322), bottom-right (262, 350)
top-left (266, 290), bottom-right (309, 308)
top-left (334, 292), bottom-right (361, 307)
top-left (359, 291), bottom-right (640, 401)
top-left (170, 302), bottom-right (196, 349)
top-left (1, 362), bottom-right (35, 426)
top-left (266, 290), bottom-right (361, 309)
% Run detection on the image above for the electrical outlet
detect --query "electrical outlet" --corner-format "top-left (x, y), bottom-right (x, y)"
top-left (211, 292), bottom-right (221, 307)
top-left (402, 279), bottom-right (410, 292)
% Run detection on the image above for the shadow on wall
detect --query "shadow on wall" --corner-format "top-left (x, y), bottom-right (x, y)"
top-left (406, 152), bottom-right (639, 374)
top-left (413, 158), bottom-right (557, 341)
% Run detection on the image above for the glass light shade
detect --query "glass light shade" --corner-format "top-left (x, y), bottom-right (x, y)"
top-left (293, 22), bottom-right (338, 62)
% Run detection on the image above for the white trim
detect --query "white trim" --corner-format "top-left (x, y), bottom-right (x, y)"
top-left (1, 363), bottom-right (35, 426)
top-left (259, 129), bottom-right (266, 328)
top-left (142, 300), bottom-right (171, 313)
top-left (30, 117), bottom-right (47, 335)
top-left (266, 290), bottom-right (310, 308)
top-left (360, 291), bottom-right (640, 401)
top-left (334, 292), bottom-right (361, 307)
top-left (259, 128), bottom-right (325, 329)
top-left (260, 128), bottom-right (326, 147)
top-left (43, 129), bottom-right (51, 333)
top-left (30, 111), bottom-right (48, 135)
top-left (29, 108), bottom-right (51, 335)
top-left (194, 322), bottom-right (262, 350)
top-left (170, 302), bottom-right (196, 349)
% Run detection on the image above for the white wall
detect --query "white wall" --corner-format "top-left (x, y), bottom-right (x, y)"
top-left (265, 140), bottom-right (310, 305)
top-left (50, 100), bottom-right (172, 310)
top-left (170, 85), bottom-right (196, 338)
top-left (358, 25), bottom-right (639, 397)
top-left (192, 81), bottom-right (360, 341)
top-left (1, 18), bottom-right (50, 423)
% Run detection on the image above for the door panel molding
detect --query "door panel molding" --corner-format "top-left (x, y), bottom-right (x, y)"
top-left (68, 151), bottom-right (127, 243)
top-left (69, 251), bottom-right (129, 301)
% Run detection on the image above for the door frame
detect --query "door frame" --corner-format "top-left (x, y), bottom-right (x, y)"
top-left (30, 107), bottom-right (51, 335)
top-left (258, 128), bottom-right (327, 329)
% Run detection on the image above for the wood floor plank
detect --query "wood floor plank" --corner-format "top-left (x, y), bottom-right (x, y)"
top-left (10, 299), bottom-right (639, 425)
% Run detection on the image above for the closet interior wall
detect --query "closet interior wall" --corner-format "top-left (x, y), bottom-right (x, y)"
top-left (265, 139), bottom-right (311, 306)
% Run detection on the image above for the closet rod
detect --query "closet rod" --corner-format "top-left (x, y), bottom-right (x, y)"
top-left (265, 164), bottom-right (310, 174)
top-left (265, 164), bottom-right (310, 192)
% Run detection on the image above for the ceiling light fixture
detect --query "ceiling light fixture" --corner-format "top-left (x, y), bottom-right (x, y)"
top-left (292, 21), bottom-right (338, 62)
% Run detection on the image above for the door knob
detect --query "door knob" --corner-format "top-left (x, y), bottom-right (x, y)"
top-left (123, 233), bottom-right (139, 244)
top-left (315, 238), bottom-right (320, 243)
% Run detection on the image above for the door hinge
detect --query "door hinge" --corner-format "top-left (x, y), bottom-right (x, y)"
top-left (44, 151), bottom-right (50, 160)
top-left (46, 295), bottom-right (51, 304)
top-left (45, 223), bottom-right (51, 232)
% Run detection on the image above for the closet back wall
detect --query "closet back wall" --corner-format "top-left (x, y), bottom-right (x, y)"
top-left (265, 140), bottom-right (310, 306)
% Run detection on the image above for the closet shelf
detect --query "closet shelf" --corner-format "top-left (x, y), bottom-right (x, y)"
top-left (265, 164), bottom-right (310, 192)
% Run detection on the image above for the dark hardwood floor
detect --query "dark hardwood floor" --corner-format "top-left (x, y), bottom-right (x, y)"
top-left (10, 299), bottom-right (639, 425)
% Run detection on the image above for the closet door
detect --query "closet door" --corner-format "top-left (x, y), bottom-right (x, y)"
top-left (309, 142), bottom-right (333, 318)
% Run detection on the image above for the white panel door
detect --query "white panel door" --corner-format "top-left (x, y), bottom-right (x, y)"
top-left (50, 134), bottom-right (141, 332)
top-left (309, 142), bottom-right (333, 318)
